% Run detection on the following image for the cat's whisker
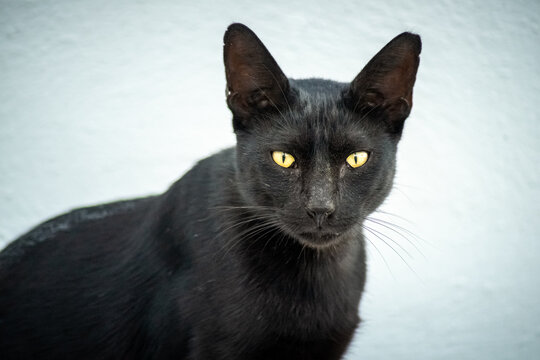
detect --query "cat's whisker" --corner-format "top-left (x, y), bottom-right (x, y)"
top-left (373, 209), bottom-right (414, 224)
top-left (365, 217), bottom-right (426, 259)
top-left (260, 218), bottom-right (299, 254)
top-left (362, 232), bottom-right (395, 279)
top-left (217, 219), bottom-right (278, 260)
top-left (297, 237), bottom-right (308, 263)
top-left (388, 184), bottom-right (415, 204)
top-left (361, 224), bottom-right (419, 278)
top-left (211, 204), bottom-right (277, 211)
top-left (368, 214), bottom-right (428, 246)
top-left (213, 216), bottom-right (272, 241)
top-left (261, 227), bottom-right (283, 254)
top-left (220, 225), bottom-right (272, 251)
top-left (210, 206), bottom-right (277, 218)
top-left (362, 223), bottom-right (413, 259)
top-left (243, 223), bottom-right (284, 255)
top-left (211, 216), bottom-right (275, 251)
top-left (217, 214), bottom-right (278, 241)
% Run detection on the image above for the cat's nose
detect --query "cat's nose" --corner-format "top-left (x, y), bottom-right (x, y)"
top-left (305, 205), bottom-right (335, 228)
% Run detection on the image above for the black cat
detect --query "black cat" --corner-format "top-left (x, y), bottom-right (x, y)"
top-left (0, 23), bottom-right (421, 359)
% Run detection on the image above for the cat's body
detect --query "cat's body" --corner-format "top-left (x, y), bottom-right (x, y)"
top-left (0, 24), bottom-right (420, 359)
top-left (0, 146), bottom-right (362, 360)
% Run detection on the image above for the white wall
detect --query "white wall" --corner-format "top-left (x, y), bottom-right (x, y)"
top-left (1, 0), bottom-right (539, 358)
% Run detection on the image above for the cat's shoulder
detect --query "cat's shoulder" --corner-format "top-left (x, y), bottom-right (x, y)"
top-left (195, 147), bottom-right (236, 172)
top-left (0, 147), bottom-right (236, 271)
top-left (0, 197), bottom-right (156, 271)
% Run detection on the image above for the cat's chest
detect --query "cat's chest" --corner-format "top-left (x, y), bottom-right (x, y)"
top-left (187, 217), bottom-right (363, 341)
top-left (212, 263), bottom-right (361, 340)
top-left (255, 290), bottom-right (358, 339)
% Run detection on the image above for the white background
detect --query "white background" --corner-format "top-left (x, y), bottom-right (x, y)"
top-left (1, 0), bottom-right (539, 358)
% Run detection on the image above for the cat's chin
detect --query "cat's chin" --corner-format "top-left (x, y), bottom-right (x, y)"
top-left (296, 231), bottom-right (343, 249)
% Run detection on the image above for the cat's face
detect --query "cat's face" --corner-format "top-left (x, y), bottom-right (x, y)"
top-left (234, 84), bottom-right (398, 247)
top-left (223, 24), bottom-right (421, 248)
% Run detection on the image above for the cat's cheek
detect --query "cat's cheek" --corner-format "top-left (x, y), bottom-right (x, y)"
top-left (275, 169), bottom-right (302, 206)
top-left (255, 164), bottom-right (297, 207)
top-left (356, 170), bottom-right (394, 216)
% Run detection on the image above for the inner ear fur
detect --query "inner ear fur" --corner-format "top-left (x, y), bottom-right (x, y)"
top-left (347, 32), bottom-right (421, 134)
top-left (223, 23), bottom-right (290, 122)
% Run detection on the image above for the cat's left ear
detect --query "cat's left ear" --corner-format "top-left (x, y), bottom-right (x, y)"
top-left (223, 23), bottom-right (290, 128)
top-left (346, 32), bottom-right (421, 134)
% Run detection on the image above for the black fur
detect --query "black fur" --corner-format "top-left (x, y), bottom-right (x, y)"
top-left (0, 24), bottom-right (421, 359)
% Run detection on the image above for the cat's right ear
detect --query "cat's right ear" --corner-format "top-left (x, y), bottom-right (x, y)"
top-left (223, 23), bottom-right (290, 129)
top-left (346, 32), bottom-right (421, 135)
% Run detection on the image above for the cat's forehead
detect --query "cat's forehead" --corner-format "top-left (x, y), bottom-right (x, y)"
top-left (291, 79), bottom-right (373, 135)
top-left (254, 80), bottom-right (379, 153)
top-left (290, 78), bottom-right (346, 125)
top-left (291, 78), bottom-right (346, 106)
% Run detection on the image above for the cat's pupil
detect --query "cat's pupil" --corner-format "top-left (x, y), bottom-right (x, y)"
top-left (354, 154), bottom-right (358, 164)
top-left (282, 153), bottom-right (286, 164)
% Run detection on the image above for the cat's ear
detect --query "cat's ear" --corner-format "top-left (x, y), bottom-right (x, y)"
top-left (346, 32), bottom-right (421, 134)
top-left (223, 23), bottom-right (290, 126)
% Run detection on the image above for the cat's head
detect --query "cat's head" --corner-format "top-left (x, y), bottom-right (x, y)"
top-left (223, 23), bottom-right (421, 249)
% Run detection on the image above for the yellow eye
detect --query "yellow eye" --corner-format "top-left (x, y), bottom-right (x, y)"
top-left (272, 151), bottom-right (295, 168)
top-left (346, 151), bottom-right (369, 168)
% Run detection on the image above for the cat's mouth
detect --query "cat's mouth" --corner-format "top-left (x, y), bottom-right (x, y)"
top-left (297, 231), bottom-right (342, 248)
